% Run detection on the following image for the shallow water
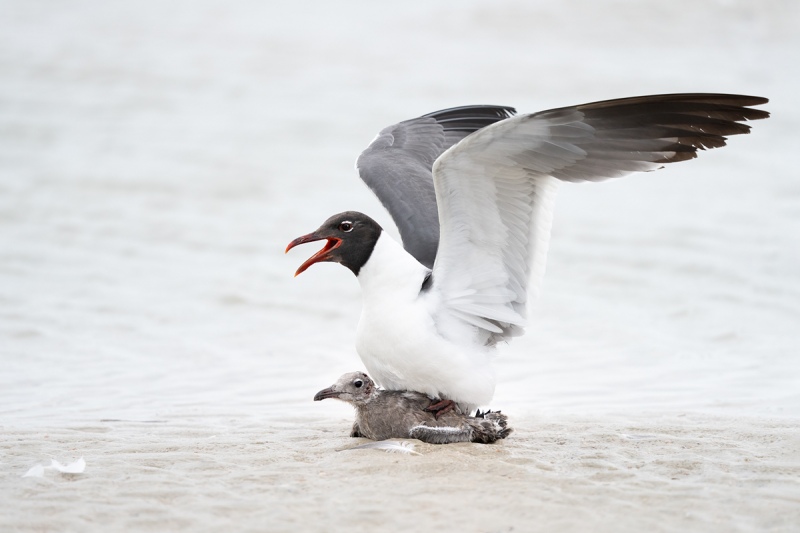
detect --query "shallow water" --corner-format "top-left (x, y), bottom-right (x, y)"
top-left (1, 1), bottom-right (799, 531)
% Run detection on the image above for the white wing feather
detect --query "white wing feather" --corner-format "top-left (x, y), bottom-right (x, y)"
top-left (430, 110), bottom-right (664, 344)
top-left (343, 440), bottom-right (420, 455)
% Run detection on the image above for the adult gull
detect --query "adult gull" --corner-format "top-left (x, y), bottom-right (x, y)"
top-left (286, 93), bottom-right (769, 413)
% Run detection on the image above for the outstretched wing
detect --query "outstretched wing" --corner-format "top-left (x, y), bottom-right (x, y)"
top-left (429, 93), bottom-right (769, 345)
top-left (356, 105), bottom-right (516, 268)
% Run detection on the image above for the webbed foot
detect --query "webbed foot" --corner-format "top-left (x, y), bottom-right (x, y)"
top-left (424, 398), bottom-right (456, 419)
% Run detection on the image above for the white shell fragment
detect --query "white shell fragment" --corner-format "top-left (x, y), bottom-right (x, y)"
top-left (22, 457), bottom-right (86, 478)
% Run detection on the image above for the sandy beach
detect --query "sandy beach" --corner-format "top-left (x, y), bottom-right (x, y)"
top-left (3, 414), bottom-right (799, 532)
top-left (2, 1), bottom-right (799, 531)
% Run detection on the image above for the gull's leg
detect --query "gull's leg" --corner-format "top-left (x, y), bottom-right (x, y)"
top-left (424, 398), bottom-right (456, 419)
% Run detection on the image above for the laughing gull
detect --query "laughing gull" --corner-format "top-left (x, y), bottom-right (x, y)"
top-left (287, 94), bottom-right (769, 413)
top-left (314, 372), bottom-right (512, 444)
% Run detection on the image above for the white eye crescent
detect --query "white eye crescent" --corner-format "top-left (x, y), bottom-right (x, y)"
top-left (353, 380), bottom-right (363, 388)
top-left (338, 221), bottom-right (354, 232)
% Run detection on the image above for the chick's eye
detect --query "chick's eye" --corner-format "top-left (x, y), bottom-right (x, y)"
top-left (338, 221), bottom-right (353, 232)
top-left (353, 380), bottom-right (363, 388)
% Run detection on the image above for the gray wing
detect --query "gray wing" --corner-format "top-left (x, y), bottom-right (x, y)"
top-left (429, 93), bottom-right (769, 345)
top-left (356, 105), bottom-right (516, 268)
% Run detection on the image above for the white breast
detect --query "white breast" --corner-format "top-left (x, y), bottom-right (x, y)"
top-left (354, 232), bottom-right (496, 411)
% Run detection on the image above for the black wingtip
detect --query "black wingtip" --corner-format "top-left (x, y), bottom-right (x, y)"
top-left (423, 104), bottom-right (516, 119)
top-left (422, 105), bottom-right (516, 131)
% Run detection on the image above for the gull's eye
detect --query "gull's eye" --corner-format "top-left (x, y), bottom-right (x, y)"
top-left (338, 221), bottom-right (354, 232)
top-left (353, 380), bottom-right (363, 388)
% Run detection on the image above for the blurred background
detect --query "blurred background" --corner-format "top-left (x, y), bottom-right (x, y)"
top-left (1, 0), bottom-right (798, 425)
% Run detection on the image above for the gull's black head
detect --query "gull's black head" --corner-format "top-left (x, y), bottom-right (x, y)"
top-left (286, 211), bottom-right (382, 277)
top-left (313, 371), bottom-right (376, 404)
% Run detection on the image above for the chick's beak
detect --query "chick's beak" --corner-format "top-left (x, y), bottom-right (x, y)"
top-left (286, 231), bottom-right (342, 277)
top-left (313, 386), bottom-right (341, 401)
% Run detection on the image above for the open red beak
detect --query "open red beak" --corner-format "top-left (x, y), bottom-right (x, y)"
top-left (285, 232), bottom-right (343, 277)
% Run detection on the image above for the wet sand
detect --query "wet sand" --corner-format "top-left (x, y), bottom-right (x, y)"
top-left (3, 414), bottom-right (799, 532)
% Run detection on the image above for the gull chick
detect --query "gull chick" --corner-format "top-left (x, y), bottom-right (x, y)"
top-left (314, 372), bottom-right (512, 444)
